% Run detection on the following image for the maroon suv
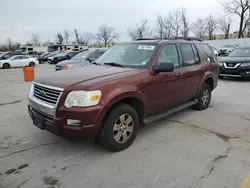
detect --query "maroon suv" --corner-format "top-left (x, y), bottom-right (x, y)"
top-left (28, 37), bottom-right (219, 151)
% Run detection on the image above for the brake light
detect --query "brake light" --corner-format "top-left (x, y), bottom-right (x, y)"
top-left (64, 65), bottom-right (68, 69)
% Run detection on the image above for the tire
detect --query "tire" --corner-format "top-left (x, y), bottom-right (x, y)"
top-left (219, 75), bottom-right (224, 79)
top-left (192, 83), bottom-right (211, 110)
top-left (3, 63), bottom-right (10, 69)
top-left (29, 62), bottom-right (35, 67)
top-left (97, 104), bottom-right (139, 152)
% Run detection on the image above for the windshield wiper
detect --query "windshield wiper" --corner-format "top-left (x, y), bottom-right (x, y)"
top-left (104, 62), bottom-right (124, 67)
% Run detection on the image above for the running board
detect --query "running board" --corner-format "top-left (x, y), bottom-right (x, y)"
top-left (141, 99), bottom-right (198, 125)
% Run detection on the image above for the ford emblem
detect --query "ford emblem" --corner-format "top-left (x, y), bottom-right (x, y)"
top-left (40, 91), bottom-right (47, 97)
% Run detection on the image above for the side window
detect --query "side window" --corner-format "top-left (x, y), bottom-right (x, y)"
top-left (22, 56), bottom-right (29, 59)
top-left (199, 44), bottom-right (216, 62)
top-left (191, 44), bottom-right (200, 62)
top-left (179, 44), bottom-right (198, 66)
top-left (13, 56), bottom-right (22, 60)
top-left (158, 44), bottom-right (180, 67)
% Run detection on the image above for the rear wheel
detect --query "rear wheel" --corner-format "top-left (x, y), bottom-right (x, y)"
top-left (29, 62), bottom-right (35, 67)
top-left (97, 104), bottom-right (139, 152)
top-left (192, 83), bottom-right (211, 110)
top-left (3, 63), bottom-right (10, 69)
top-left (219, 75), bottom-right (224, 79)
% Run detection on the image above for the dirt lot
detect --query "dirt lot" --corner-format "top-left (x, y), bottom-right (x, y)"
top-left (0, 64), bottom-right (250, 188)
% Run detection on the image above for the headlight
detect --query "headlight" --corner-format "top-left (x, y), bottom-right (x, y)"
top-left (240, 63), bottom-right (250, 67)
top-left (64, 90), bottom-right (102, 108)
top-left (64, 64), bottom-right (74, 70)
top-left (29, 83), bottom-right (34, 98)
top-left (218, 61), bottom-right (223, 66)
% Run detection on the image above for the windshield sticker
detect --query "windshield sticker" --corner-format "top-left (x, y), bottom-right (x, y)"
top-left (141, 61), bottom-right (147, 65)
top-left (138, 45), bottom-right (155, 50)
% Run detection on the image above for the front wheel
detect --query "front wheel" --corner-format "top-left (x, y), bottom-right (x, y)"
top-left (192, 83), bottom-right (211, 110)
top-left (3, 63), bottom-right (10, 69)
top-left (98, 104), bottom-right (139, 152)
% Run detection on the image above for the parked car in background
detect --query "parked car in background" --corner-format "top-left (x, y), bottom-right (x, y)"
top-left (25, 51), bottom-right (41, 58)
top-left (0, 51), bottom-right (24, 60)
top-left (38, 52), bottom-right (51, 64)
top-left (218, 44), bottom-right (237, 56)
top-left (218, 45), bottom-right (250, 79)
top-left (43, 52), bottom-right (59, 63)
top-left (55, 49), bottom-right (107, 71)
top-left (52, 51), bottom-right (80, 64)
top-left (28, 37), bottom-right (219, 151)
top-left (0, 55), bottom-right (39, 69)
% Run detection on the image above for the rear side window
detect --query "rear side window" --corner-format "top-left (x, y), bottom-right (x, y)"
top-left (199, 43), bottom-right (216, 62)
top-left (179, 44), bottom-right (199, 66)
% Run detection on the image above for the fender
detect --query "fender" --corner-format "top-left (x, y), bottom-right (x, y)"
top-left (196, 71), bottom-right (215, 96)
top-left (100, 86), bottom-right (149, 115)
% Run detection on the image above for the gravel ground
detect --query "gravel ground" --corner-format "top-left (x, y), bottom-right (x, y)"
top-left (0, 64), bottom-right (250, 188)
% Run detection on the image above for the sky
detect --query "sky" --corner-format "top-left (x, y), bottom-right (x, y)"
top-left (0, 0), bottom-right (238, 45)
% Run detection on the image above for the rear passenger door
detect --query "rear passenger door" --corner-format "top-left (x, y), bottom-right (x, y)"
top-left (178, 43), bottom-right (204, 101)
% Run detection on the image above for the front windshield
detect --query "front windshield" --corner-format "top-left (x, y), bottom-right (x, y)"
top-left (228, 48), bottom-right (250, 57)
top-left (95, 43), bottom-right (157, 68)
top-left (71, 51), bottom-right (90, 60)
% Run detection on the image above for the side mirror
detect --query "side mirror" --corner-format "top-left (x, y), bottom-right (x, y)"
top-left (153, 62), bottom-right (174, 73)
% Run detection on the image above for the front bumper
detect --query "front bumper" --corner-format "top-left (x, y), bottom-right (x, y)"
top-left (28, 98), bottom-right (108, 137)
top-left (219, 65), bottom-right (250, 77)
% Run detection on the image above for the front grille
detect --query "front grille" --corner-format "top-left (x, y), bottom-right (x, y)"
top-left (33, 84), bottom-right (62, 106)
top-left (225, 63), bottom-right (237, 67)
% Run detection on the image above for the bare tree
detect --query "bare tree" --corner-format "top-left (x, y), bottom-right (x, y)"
top-left (205, 15), bottom-right (218, 40)
top-left (127, 20), bottom-right (153, 40)
top-left (219, 0), bottom-right (250, 38)
top-left (96, 25), bottom-right (119, 47)
top-left (56, 32), bottom-right (64, 44)
top-left (31, 33), bottom-right (40, 46)
top-left (163, 15), bottom-right (174, 38)
top-left (180, 7), bottom-right (189, 37)
top-left (155, 14), bottom-right (165, 39)
top-left (6, 38), bottom-right (13, 51)
top-left (63, 30), bottom-right (70, 44)
top-left (192, 18), bottom-right (207, 38)
top-left (218, 16), bottom-right (232, 39)
top-left (74, 29), bottom-right (80, 44)
top-left (169, 8), bottom-right (182, 36)
top-left (79, 32), bottom-right (93, 45)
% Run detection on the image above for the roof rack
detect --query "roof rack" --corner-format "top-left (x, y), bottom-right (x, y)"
top-left (136, 38), bottom-right (158, 41)
top-left (168, 36), bottom-right (203, 41)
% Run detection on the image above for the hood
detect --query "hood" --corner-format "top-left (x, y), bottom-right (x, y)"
top-left (34, 64), bottom-right (140, 91)
top-left (218, 56), bottom-right (250, 63)
top-left (56, 59), bottom-right (82, 66)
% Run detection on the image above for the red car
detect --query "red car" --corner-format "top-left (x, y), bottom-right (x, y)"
top-left (28, 37), bottom-right (219, 151)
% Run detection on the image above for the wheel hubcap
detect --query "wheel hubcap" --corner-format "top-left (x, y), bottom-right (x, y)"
top-left (202, 89), bottom-right (210, 106)
top-left (113, 114), bottom-right (134, 144)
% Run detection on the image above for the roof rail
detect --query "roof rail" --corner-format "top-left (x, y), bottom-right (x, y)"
top-left (136, 38), bottom-right (158, 41)
top-left (168, 36), bottom-right (203, 42)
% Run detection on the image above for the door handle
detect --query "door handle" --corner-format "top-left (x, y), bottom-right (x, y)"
top-left (198, 67), bottom-right (205, 71)
top-left (175, 72), bottom-right (183, 77)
